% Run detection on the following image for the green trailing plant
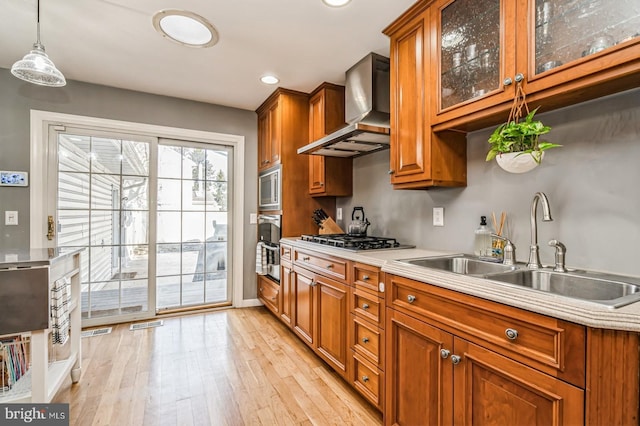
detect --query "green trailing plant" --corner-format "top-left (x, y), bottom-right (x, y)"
top-left (486, 84), bottom-right (561, 164)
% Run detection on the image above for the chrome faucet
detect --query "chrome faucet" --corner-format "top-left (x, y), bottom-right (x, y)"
top-left (527, 192), bottom-right (552, 269)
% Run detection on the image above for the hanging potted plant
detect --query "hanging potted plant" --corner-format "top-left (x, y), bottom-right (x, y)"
top-left (486, 82), bottom-right (561, 173)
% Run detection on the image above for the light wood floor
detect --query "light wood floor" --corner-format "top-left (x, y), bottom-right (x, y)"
top-left (53, 307), bottom-right (383, 426)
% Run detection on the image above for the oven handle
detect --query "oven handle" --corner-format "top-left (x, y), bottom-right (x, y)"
top-left (263, 244), bottom-right (279, 252)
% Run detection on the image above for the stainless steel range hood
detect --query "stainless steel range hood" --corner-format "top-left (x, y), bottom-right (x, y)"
top-left (298, 53), bottom-right (390, 158)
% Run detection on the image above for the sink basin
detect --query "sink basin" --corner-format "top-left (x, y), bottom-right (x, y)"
top-left (487, 269), bottom-right (640, 308)
top-left (399, 254), bottom-right (519, 276)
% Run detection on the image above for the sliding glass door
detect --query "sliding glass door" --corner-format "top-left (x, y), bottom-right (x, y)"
top-left (156, 140), bottom-right (232, 311)
top-left (50, 127), bottom-right (234, 326)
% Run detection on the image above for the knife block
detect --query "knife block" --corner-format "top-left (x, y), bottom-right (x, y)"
top-left (319, 217), bottom-right (344, 235)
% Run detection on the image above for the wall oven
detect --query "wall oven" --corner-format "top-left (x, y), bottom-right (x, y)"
top-left (258, 165), bottom-right (281, 211)
top-left (257, 214), bottom-right (281, 282)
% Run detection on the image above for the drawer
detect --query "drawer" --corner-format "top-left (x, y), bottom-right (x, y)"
top-left (353, 288), bottom-right (384, 328)
top-left (352, 351), bottom-right (383, 410)
top-left (280, 244), bottom-right (292, 262)
top-left (388, 274), bottom-right (586, 388)
top-left (352, 314), bottom-right (384, 369)
top-left (295, 249), bottom-right (348, 282)
top-left (258, 275), bottom-right (279, 314)
top-left (354, 263), bottom-right (382, 295)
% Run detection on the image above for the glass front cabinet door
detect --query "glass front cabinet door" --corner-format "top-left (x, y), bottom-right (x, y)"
top-left (432, 0), bottom-right (640, 127)
top-left (432, 0), bottom-right (517, 123)
top-left (524, 0), bottom-right (640, 91)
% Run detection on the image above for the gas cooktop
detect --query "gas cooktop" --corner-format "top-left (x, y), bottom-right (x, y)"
top-left (300, 234), bottom-right (415, 251)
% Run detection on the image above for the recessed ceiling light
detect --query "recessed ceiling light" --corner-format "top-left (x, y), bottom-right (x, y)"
top-left (322, 0), bottom-right (352, 7)
top-left (261, 75), bottom-right (279, 85)
top-left (152, 10), bottom-right (219, 48)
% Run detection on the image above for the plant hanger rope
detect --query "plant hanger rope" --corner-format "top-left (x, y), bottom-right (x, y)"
top-left (507, 81), bottom-right (530, 123)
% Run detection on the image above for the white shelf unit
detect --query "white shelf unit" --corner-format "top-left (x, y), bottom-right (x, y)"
top-left (0, 251), bottom-right (82, 403)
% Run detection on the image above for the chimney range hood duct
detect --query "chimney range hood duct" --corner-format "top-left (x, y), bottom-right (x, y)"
top-left (298, 52), bottom-right (390, 158)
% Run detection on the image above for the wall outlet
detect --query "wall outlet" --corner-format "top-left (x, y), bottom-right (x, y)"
top-left (433, 207), bottom-right (444, 227)
top-left (337, 208), bottom-right (343, 221)
top-left (5, 211), bottom-right (18, 226)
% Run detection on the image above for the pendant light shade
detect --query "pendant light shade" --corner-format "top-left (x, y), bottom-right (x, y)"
top-left (11, 0), bottom-right (66, 87)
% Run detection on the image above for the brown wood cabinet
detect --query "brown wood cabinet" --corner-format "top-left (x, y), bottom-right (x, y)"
top-left (257, 275), bottom-right (279, 315)
top-left (257, 98), bottom-right (281, 171)
top-left (350, 263), bottom-right (386, 410)
top-left (308, 83), bottom-right (353, 197)
top-left (388, 0), bottom-right (640, 134)
top-left (280, 258), bottom-right (295, 327)
top-left (384, 4), bottom-right (467, 189)
top-left (292, 254), bottom-right (351, 379)
top-left (256, 88), bottom-right (336, 234)
top-left (384, 273), bottom-right (640, 426)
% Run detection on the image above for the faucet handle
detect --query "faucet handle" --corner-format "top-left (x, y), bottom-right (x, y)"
top-left (548, 239), bottom-right (567, 272)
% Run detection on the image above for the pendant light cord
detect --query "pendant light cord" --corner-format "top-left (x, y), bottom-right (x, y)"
top-left (36, 0), bottom-right (42, 46)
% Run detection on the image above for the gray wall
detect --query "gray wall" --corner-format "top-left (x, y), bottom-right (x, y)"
top-left (0, 68), bottom-right (259, 299)
top-left (337, 88), bottom-right (640, 276)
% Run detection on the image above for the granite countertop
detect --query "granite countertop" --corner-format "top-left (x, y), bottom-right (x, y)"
top-left (0, 248), bottom-right (82, 268)
top-left (282, 237), bottom-right (640, 332)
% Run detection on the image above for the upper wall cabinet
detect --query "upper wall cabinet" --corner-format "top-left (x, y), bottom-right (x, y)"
top-left (428, 0), bottom-right (640, 131)
top-left (257, 97), bottom-right (281, 171)
top-left (308, 83), bottom-right (353, 197)
top-left (385, 3), bottom-right (467, 189)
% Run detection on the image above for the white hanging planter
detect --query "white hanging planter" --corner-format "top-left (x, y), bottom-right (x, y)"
top-left (495, 151), bottom-right (544, 174)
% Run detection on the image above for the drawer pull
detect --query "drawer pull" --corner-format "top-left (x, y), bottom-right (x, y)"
top-left (505, 328), bottom-right (519, 340)
top-left (362, 303), bottom-right (370, 310)
top-left (270, 297), bottom-right (276, 301)
top-left (362, 275), bottom-right (370, 281)
top-left (362, 337), bottom-right (370, 344)
top-left (362, 375), bottom-right (369, 383)
top-left (302, 256), bottom-right (310, 261)
top-left (407, 295), bottom-right (416, 303)
top-left (440, 349), bottom-right (450, 359)
top-left (451, 355), bottom-right (461, 365)
top-left (326, 264), bottom-right (333, 269)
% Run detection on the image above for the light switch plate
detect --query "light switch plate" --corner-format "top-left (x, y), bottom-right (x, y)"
top-left (5, 211), bottom-right (18, 226)
top-left (433, 207), bottom-right (444, 227)
top-left (249, 213), bottom-right (257, 224)
top-left (337, 208), bottom-right (343, 221)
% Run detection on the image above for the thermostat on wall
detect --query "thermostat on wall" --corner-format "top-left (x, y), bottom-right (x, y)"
top-left (0, 171), bottom-right (29, 187)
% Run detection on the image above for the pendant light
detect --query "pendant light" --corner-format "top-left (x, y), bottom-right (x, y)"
top-left (11, 0), bottom-right (66, 87)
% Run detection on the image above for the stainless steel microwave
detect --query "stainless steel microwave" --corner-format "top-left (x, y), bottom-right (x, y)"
top-left (258, 165), bottom-right (281, 211)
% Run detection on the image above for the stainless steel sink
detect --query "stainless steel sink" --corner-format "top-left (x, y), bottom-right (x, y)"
top-left (486, 269), bottom-right (640, 308)
top-left (399, 254), bottom-right (519, 276)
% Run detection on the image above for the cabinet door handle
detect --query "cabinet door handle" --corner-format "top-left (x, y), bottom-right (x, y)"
top-left (319, 182), bottom-right (324, 186)
top-left (362, 303), bottom-right (369, 310)
top-left (362, 337), bottom-right (370, 344)
top-left (505, 328), bottom-right (519, 340)
top-left (362, 375), bottom-right (369, 383)
top-left (309, 279), bottom-right (316, 287)
top-left (270, 297), bottom-right (276, 301)
top-left (260, 287), bottom-right (263, 293)
top-left (407, 295), bottom-right (416, 303)
top-left (515, 72), bottom-right (525, 83)
top-left (440, 349), bottom-right (450, 359)
top-left (503, 77), bottom-right (513, 86)
top-left (388, 169), bottom-right (394, 175)
top-left (451, 355), bottom-right (461, 365)
top-left (362, 275), bottom-right (370, 281)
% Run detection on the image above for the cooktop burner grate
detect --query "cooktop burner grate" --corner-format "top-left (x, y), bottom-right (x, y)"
top-left (300, 234), bottom-right (413, 251)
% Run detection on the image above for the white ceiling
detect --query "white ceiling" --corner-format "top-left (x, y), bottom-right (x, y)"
top-left (0, 0), bottom-right (416, 111)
